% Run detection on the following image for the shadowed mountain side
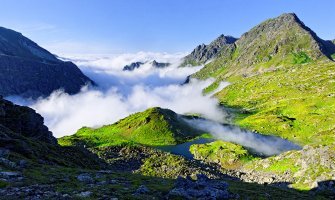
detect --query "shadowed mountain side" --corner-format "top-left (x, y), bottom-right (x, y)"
top-left (0, 27), bottom-right (93, 98)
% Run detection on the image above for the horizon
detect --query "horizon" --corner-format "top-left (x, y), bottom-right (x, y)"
top-left (0, 0), bottom-right (334, 55)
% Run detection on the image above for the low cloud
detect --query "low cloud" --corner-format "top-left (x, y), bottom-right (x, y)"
top-left (184, 119), bottom-right (301, 156)
top-left (9, 52), bottom-right (228, 138)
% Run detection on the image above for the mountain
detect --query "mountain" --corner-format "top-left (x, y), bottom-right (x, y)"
top-left (59, 107), bottom-right (204, 147)
top-left (122, 61), bottom-right (144, 71)
top-left (191, 13), bottom-right (335, 147)
top-left (180, 34), bottom-right (237, 67)
top-left (123, 60), bottom-right (170, 71)
top-left (193, 13), bottom-right (335, 80)
top-left (0, 27), bottom-right (93, 98)
top-left (151, 60), bottom-right (170, 68)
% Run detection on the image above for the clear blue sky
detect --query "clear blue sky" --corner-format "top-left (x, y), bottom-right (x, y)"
top-left (0, 0), bottom-right (334, 55)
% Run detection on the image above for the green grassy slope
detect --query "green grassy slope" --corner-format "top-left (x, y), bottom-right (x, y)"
top-left (191, 13), bottom-right (335, 146)
top-left (59, 107), bottom-right (204, 147)
top-left (192, 13), bottom-right (331, 82)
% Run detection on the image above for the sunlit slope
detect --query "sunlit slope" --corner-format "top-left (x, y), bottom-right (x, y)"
top-left (192, 13), bottom-right (335, 145)
top-left (59, 107), bottom-right (205, 147)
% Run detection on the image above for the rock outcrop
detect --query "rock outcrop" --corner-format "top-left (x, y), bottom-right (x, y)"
top-left (180, 34), bottom-right (237, 67)
top-left (0, 96), bottom-right (56, 144)
top-left (122, 60), bottom-right (170, 71)
top-left (168, 174), bottom-right (238, 199)
top-left (0, 27), bottom-right (93, 98)
top-left (122, 61), bottom-right (144, 71)
top-left (228, 144), bottom-right (335, 190)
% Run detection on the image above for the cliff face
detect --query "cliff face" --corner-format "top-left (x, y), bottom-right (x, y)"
top-left (0, 96), bottom-right (56, 145)
top-left (0, 27), bottom-right (93, 98)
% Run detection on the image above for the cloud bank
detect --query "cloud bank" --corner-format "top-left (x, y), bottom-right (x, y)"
top-left (9, 52), bottom-right (228, 138)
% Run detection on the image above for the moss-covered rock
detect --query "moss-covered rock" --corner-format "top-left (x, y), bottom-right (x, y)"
top-left (190, 141), bottom-right (255, 169)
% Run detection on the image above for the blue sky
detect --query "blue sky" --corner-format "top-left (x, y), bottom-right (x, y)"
top-left (0, 0), bottom-right (334, 55)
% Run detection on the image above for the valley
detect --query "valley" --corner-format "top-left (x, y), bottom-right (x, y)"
top-left (0, 11), bottom-right (335, 200)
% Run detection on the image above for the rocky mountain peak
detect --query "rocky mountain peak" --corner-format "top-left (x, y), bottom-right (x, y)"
top-left (210, 34), bottom-right (236, 47)
top-left (193, 13), bottom-right (335, 80)
top-left (180, 34), bottom-right (237, 67)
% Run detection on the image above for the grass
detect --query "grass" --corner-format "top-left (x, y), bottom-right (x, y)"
top-left (216, 61), bottom-right (335, 146)
top-left (190, 140), bottom-right (255, 169)
top-left (59, 107), bottom-right (205, 147)
top-left (292, 51), bottom-right (312, 64)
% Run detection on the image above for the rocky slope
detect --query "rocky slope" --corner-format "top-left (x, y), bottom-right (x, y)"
top-left (123, 60), bottom-right (170, 71)
top-left (0, 96), bottom-right (102, 168)
top-left (193, 13), bottom-right (335, 80)
top-left (240, 144), bottom-right (335, 190)
top-left (0, 27), bottom-right (93, 98)
top-left (180, 34), bottom-right (237, 67)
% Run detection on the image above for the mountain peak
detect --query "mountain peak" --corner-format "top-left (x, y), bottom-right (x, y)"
top-left (193, 13), bottom-right (335, 80)
top-left (180, 34), bottom-right (237, 67)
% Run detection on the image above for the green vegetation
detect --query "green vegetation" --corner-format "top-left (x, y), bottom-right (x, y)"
top-left (0, 180), bottom-right (8, 188)
top-left (244, 144), bottom-right (335, 190)
top-left (59, 107), bottom-right (204, 147)
top-left (216, 61), bottom-right (335, 146)
top-left (139, 153), bottom-right (191, 178)
top-left (292, 51), bottom-right (311, 64)
top-left (190, 141), bottom-right (255, 169)
top-left (191, 13), bottom-right (335, 146)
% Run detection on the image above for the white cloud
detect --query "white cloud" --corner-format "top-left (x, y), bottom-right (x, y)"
top-left (8, 52), bottom-right (228, 138)
top-left (184, 119), bottom-right (301, 156)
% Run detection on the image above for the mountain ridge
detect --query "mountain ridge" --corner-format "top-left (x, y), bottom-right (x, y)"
top-left (123, 60), bottom-right (170, 71)
top-left (192, 13), bottom-right (335, 81)
top-left (180, 34), bottom-right (237, 67)
top-left (0, 27), bottom-right (94, 98)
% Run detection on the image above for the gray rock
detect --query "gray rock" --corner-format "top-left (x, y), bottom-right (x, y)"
top-left (18, 160), bottom-right (28, 168)
top-left (77, 173), bottom-right (94, 184)
top-left (78, 191), bottom-right (92, 198)
top-left (0, 97), bottom-right (57, 145)
top-left (109, 179), bottom-right (118, 184)
top-left (135, 185), bottom-right (150, 194)
top-left (0, 171), bottom-right (22, 179)
top-left (0, 148), bottom-right (9, 158)
top-left (168, 174), bottom-right (235, 200)
top-left (0, 158), bottom-right (17, 169)
top-left (181, 34), bottom-right (237, 66)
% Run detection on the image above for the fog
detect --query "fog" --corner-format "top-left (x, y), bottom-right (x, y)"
top-left (9, 52), bottom-right (228, 137)
top-left (184, 118), bottom-right (301, 156)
